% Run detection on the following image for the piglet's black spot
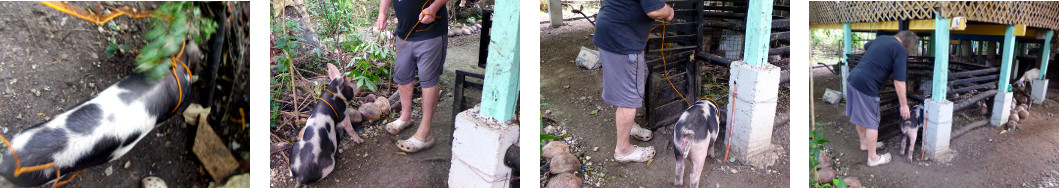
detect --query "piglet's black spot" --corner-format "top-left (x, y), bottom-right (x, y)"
top-left (120, 132), bottom-right (142, 147)
top-left (67, 104), bottom-right (102, 134)
top-left (302, 127), bottom-right (315, 141)
top-left (69, 136), bottom-right (122, 171)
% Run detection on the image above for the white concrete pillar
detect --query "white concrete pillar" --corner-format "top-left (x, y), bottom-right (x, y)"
top-left (1032, 79), bottom-right (1049, 104)
top-left (991, 92), bottom-right (1014, 126)
top-left (548, 0), bottom-right (562, 27)
top-left (448, 106), bottom-right (520, 187)
top-left (726, 61), bottom-right (779, 167)
top-left (923, 99), bottom-right (953, 162)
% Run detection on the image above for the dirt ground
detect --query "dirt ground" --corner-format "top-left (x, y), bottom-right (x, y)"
top-left (811, 62), bottom-right (1059, 187)
top-left (268, 30), bottom-right (489, 187)
top-left (0, 2), bottom-right (250, 187)
top-left (540, 19), bottom-right (790, 187)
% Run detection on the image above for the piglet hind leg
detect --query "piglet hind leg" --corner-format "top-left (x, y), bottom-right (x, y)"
top-left (907, 129), bottom-right (918, 163)
top-left (673, 146), bottom-right (685, 186)
top-left (689, 141), bottom-right (711, 188)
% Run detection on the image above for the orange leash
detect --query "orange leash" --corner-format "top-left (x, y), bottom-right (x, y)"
top-left (723, 83), bottom-right (737, 162)
top-left (395, 0), bottom-right (440, 54)
top-left (39, 1), bottom-right (152, 25)
top-left (646, 22), bottom-right (691, 106)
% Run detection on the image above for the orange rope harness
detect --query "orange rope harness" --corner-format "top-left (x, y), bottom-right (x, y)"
top-left (169, 41), bottom-right (191, 113)
top-left (315, 88), bottom-right (346, 118)
top-left (646, 22), bottom-right (691, 106)
top-left (39, 1), bottom-right (152, 25)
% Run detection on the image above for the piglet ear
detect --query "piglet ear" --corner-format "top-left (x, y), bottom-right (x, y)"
top-left (327, 63), bottom-right (341, 80)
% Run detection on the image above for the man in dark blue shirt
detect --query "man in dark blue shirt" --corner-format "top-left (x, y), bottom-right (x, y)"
top-left (376, 0), bottom-right (448, 153)
top-left (845, 31), bottom-right (918, 166)
top-left (594, 0), bottom-right (673, 163)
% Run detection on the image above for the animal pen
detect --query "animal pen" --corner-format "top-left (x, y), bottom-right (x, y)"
top-left (810, 1), bottom-right (1059, 160)
top-left (634, 0), bottom-right (792, 131)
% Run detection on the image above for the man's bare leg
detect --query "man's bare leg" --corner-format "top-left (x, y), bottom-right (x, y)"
top-left (614, 107), bottom-right (636, 156)
top-left (397, 83), bottom-right (414, 122)
top-left (412, 86), bottom-right (439, 141)
top-left (856, 125), bottom-right (868, 150)
top-left (866, 128), bottom-right (880, 162)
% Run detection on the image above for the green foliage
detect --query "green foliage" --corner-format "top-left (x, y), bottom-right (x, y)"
top-left (308, 0), bottom-right (380, 37)
top-left (344, 31), bottom-right (393, 92)
top-left (105, 40), bottom-right (132, 58)
top-left (136, 2), bottom-right (218, 81)
top-left (809, 129), bottom-right (848, 187)
top-left (540, 116), bottom-right (560, 155)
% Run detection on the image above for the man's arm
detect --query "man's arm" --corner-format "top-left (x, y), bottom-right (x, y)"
top-left (894, 80), bottom-right (910, 120)
top-left (420, 0), bottom-right (450, 24)
top-left (646, 4), bottom-right (674, 22)
top-left (375, 0), bottom-right (393, 31)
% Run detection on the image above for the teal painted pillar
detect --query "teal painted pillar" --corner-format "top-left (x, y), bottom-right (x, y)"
top-left (843, 23), bottom-right (852, 57)
top-left (841, 23), bottom-right (851, 98)
top-left (999, 25), bottom-right (1016, 91)
top-left (932, 16), bottom-right (950, 102)
top-left (479, 0), bottom-right (519, 121)
top-left (1041, 30), bottom-right (1053, 78)
top-left (742, 0), bottom-right (774, 67)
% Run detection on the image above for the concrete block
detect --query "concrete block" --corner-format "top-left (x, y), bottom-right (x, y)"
top-left (726, 61), bottom-right (779, 167)
top-left (923, 99), bottom-right (953, 161)
top-left (448, 106), bottom-right (520, 188)
top-left (1032, 79), bottom-right (1048, 104)
top-left (991, 92), bottom-right (1014, 126)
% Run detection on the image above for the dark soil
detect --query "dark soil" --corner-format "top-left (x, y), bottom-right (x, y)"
top-left (0, 1), bottom-right (250, 187)
top-left (811, 62), bottom-right (1059, 187)
top-left (539, 18), bottom-right (790, 187)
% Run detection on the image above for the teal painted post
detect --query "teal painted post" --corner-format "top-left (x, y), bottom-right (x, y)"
top-left (1041, 30), bottom-right (1053, 78)
top-left (932, 16), bottom-right (950, 102)
top-left (843, 23), bottom-right (852, 58)
top-left (842, 23), bottom-right (851, 98)
top-left (999, 25), bottom-right (1016, 92)
top-left (742, 0), bottom-right (773, 67)
top-left (479, 0), bottom-right (519, 121)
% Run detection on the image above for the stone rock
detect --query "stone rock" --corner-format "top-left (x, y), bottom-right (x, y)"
top-left (542, 141), bottom-right (570, 159)
top-left (1018, 110), bottom-right (1030, 121)
top-left (359, 102), bottom-right (382, 121)
top-left (193, 115), bottom-right (239, 182)
top-left (216, 173), bottom-right (249, 188)
top-left (843, 177), bottom-right (863, 188)
top-left (142, 176), bottom-right (167, 188)
top-left (549, 153), bottom-right (580, 174)
top-left (545, 173), bottom-right (582, 188)
top-left (815, 167), bottom-right (836, 184)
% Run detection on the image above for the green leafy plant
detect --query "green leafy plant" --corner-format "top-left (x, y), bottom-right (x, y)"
top-left (540, 116), bottom-right (560, 155)
top-left (345, 32), bottom-right (393, 92)
top-left (136, 2), bottom-right (218, 80)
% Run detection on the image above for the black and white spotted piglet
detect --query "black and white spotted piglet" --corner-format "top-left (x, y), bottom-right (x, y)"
top-left (0, 43), bottom-right (201, 187)
top-left (289, 63), bottom-right (364, 186)
top-left (673, 99), bottom-right (725, 187)
top-left (900, 104), bottom-right (925, 163)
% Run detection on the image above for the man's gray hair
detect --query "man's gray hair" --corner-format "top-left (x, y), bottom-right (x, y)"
top-left (895, 31), bottom-right (919, 54)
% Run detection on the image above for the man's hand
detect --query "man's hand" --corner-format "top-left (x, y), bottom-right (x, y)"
top-left (420, 5), bottom-right (440, 24)
top-left (647, 4), bottom-right (674, 22)
top-left (900, 105), bottom-right (910, 120)
top-left (375, 19), bottom-right (387, 32)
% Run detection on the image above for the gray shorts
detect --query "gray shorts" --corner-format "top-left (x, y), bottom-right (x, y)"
top-left (845, 82), bottom-right (881, 129)
top-left (600, 49), bottom-right (647, 108)
top-left (393, 35), bottom-right (446, 88)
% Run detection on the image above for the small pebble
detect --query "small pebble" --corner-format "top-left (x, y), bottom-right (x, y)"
top-left (104, 166), bottom-right (113, 176)
top-left (730, 169), bottom-right (738, 173)
top-left (125, 161), bottom-right (131, 169)
top-left (142, 176), bottom-right (167, 188)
